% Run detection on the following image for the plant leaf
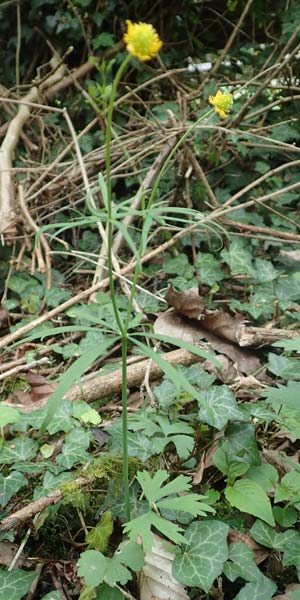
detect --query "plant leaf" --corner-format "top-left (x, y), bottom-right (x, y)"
top-left (198, 385), bottom-right (245, 430)
top-left (0, 569), bottom-right (36, 600)
top-left (172, 520), bottom-right (229, 591)
top-left (233, 573), bottom-right (277, 599)
top-left (225, 480), bottom-right (275, 526)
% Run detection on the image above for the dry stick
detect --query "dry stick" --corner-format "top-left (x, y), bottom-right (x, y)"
top-left (18, 184), bottom-right (52, 289)
top-left (238, 326), bottom-right (300, 348)
top-left (65, 347), bottom-right (199, 403)
top-left (0, 477), bottom-right (88, 532)
top-left (0, 93), bottom-right (124, 294)
top-left (44, 41), bottom-right (124, 101)
top-left (186, 147), bottom-right (219, 208)
top-left (0, 55), bottom-right (66, 234)
top-left (0, 357), bottom-right (50, 381)
top-left (220, 219), bottom-right (300, 242)
top-left (246, 95), bottom-right (300, 121)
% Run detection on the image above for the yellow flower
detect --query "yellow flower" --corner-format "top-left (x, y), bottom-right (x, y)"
top-left (123, 20), bottom-right (162, 61)
top-left (209, 90), bottom-right (233, 119)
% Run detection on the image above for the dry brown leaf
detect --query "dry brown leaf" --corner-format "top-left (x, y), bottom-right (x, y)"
top-left (0, 541), bottom-right (31, 568)
top-left (166, 286), bottom-right (205, 319)
top-left (154, 311), bottom-right (261, 376)
top-left (139, 534), bottom-right (189, 600)
top-left (192, 452), bottom-right (206, 484)
top-left (202, 311), bottom-right (246, 343)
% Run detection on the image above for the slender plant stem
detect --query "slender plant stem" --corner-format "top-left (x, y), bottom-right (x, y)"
top-left (105, 54), bottom-right (131, 336)
top-left (121, 334), bottom-right (130, 521)
top-left (105, 53), bottom-right (131, 521)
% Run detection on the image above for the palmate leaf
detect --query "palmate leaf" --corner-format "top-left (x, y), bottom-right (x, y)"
top-left (77, 542), bottom-right (144, 588)
top-left (125, 470), bottom-right (214, 552)
top-left (136, 470), bottom-right (192, 505)
top-left (123, 511), bottom-right (186, 553)
top-left (157, 494), bottom-right (214, 517)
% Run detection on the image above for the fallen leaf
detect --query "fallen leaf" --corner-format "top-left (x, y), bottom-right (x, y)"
top-left (193, 452), bottom-right (206, 484)
top-left (0, 541), bottom-right (31, 568)
top-left (166, 286), bottom-right (205, 319)
top-left (201, 310), bottom-right (246, 343)
top-left (154, 311), bottom-right (261, 376)
top-left (139, 534), bottom-right (189, 600)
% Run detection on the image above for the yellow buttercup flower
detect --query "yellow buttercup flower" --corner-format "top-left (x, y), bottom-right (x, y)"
top-left (209, 90), bottom-right (233, 119)
top-left (123, 20), bottom-right (162, 61)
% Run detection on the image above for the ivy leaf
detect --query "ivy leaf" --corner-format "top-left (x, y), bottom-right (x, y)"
top-left (267, 356), bottom-right (300, 380)
top-left (86, 511), bottom-right (114, 552)
top-left (172, 520), bottom-right (229, 591)
top-left (0, 569), bottom-right (36, 600)
top-left (225, 480), bottom-right (275, 526)
top-left (221, 239), bottom-right (255, 277)
top-left (73, 401), bottom-right (101, 425)
top-left (233, 573), bottom-right (277, 600)
top-left (274, 470), bottom-right (300, 504)
top-left (281, 531), bottom-right (300, 568)
top-left (0, 471), bottom-right (27, 507)
top-left (108, 423), bottom-right (153, 461)
top-left (56, 428), bottom-right (90, 469)
top-left (198, 385), bottom-right (245, 429)
top-left (223, 542), bottom-right (261, 582)
top-left (0, 406), bottom-right (21, 428)
top-left (250, 520), bottom-right (284, 550)
top-left (0, 438), bottom-right (39, 464)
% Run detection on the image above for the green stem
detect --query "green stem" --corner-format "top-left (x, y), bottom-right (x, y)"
top-left (105, 53), bottom-right (131, 522)
top-left (121, 334), bottom-right (130, 521)
top-left (105, 54), bottom-right (131, 336)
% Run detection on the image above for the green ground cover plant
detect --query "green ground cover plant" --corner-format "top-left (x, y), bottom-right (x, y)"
top-left (1, 1), bottom-right (300, 599)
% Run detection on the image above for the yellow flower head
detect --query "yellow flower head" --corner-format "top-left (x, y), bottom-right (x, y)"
top-left (209, 90), bottom-right (233, 119)
top-left (123, 20), bottom-right (162, 61)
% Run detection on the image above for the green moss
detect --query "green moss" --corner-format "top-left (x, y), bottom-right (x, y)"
top-left (59, 454), bottom-right (141, 509)
top-left (0, 375), bottom-right (28, 402)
